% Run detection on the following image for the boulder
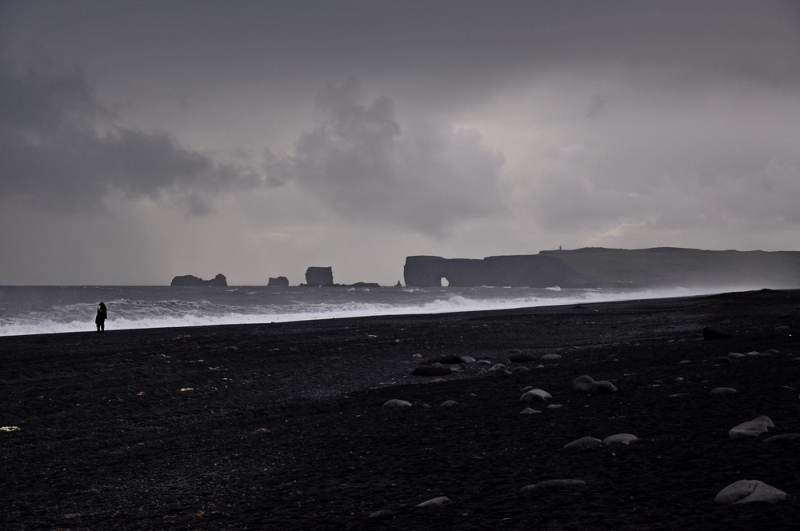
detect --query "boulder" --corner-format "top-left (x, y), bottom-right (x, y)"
top-left (571, 375), bottom-right (617, 395)
top-left (729, 416), bottom-right (774, 438)
top-left (417, 496), bottom-right (450, 507)
top-left (603, 433), bottom-right (638, 446)
top-left (383, 399), bottom-right (412, 408)
top-left (564, 437), bottom-right (603, 449)
top-left (521, 479), bottom-right (585, 492)
top-left (267, 276), bottom-right (289, 288)
top-left (715, 480), bottom-right (787, 504)
top-left (521, 389), bottom-right (552, 402)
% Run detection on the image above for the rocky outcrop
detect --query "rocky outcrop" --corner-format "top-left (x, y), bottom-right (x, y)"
top-left (404, 248), bottom-right (800, 288)
top-left (305, 267), bottom-right (334, 287)
top-left (403, 255), bottom-right (586, 287)
top-left (170, 273), bottom-right (228, 287)
top-left (267, 276), bottom-right (289, 288)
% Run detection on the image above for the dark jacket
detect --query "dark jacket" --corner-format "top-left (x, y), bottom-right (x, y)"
top-left (95, 305), bottom-right (107, 324)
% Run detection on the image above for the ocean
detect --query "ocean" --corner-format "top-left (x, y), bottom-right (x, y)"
top-left (0, 284), bottom-right (750, 338)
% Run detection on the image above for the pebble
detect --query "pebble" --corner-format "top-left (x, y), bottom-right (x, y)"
top-left (477, 360), bottom-right (492, 365)
top-left (712, 356), bottom-right (731, 364)
top-left (539, 353), bottom-right (562, 361)
top-left (369, 509), bottom-right (395, 518)
top-left (729, 416), bottom-right (774, 438)
top-left (521, 389), bottom-right (552, 402)
top-left (710, 387), bottom-right (737, 396)
top-left (383, 399), bottom-right (412, 408)
top-left (417, 496), bottom-right (450, 508)
top-left (679, 360), bottom-right (691, 364)
top-left (460, 356), bottom-right (476, 363)
top-left (521, 479), bottom-right (585, 492)
top-left (603, 433), bottom-right (638, 446)
top-left (728, 352), bottom-right (745, 358)
top-left (715, 480), bottom-right (787, 504)
top-left (546, 404), bottom-right (563, 409)
top-left (440, 400), bottom-right (458, 407)
top-left (521, 408), bottom-right (541, 414)
top-left (564, 437), bottom-right (603, 449)
top-left (412, 353), bottom-right (423, 358)
top-left (571, 375), bottom-right (617, 395)
top-left (675, 377), bottom-right (684, 381)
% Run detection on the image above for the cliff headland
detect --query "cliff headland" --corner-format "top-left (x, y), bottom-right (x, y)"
top-left (404, 248), bottom-right (800, 288)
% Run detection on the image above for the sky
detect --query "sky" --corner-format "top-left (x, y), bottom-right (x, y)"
top-left (1, 0), bottom-right (799, 285)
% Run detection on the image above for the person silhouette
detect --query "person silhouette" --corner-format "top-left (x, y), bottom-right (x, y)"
top-left (95, 302), bottom-right (107, 332)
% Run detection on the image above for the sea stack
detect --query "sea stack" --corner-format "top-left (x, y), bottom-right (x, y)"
top-left (267, 276), bottom-right (290, 288)
top-left (305, 267), bottom-right (334, 287)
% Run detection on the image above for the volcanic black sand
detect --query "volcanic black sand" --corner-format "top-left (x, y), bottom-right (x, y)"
top-left (2, 290), bottom-right (800, 530)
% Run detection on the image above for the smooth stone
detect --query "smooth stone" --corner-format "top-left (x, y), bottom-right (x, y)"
top-left (412, 365), bottom-right (452, 377)
top-left (679, 360), bottom-right (691, 364)
top-left (572, 375), bottom-right (595, 393)
top-left (710, 387), bottom-right (737, 396)
top-left (564, 437), bottom-right (603, 449)
top-left (713, 356), bottom-right (731, 364)
top-left (590, 380), bottom-right (618, 395)
top-left (675, 377), bottom-right (684, 381)
top-left (669, 393), bottom-right (687, 398)
top-left (764, 349), bottom-right (781, 355)
top-left (508, 353), bottom-right (537, 363)
top-left (383, 399), bottom-right (412, 408)
top-left (489, 363), bottom-right (508, 372)
top-left (715, 480), bottom-right (787, 504)
top-left (521, 389), bottom-right (552, 402)
top-left (507, 349), bottom-right (522, 354)
top-left (440, 400), bottom-right (458, 407)
top-left (539, 353), bottom-right (562, 361)
top-left (521, 479), bottom-right (585, 492)
top-left (412, 353), bottom-right (423, 358)
top-left (521, 408), bottom-right (541, 415)
top-left (520, 386), bottom-right (533, 392)
top-left (746, 351), bottom-right (761, 356)
top-left (728, 352), bottom-right (745, 358)
top-left (460, 356), bottom-right (476, 363)
top-left (763, 434), bottom-right (800, 443)
top-left (546, 404), bottom-right (563, 409)
top-left (603, 433), bottom-right (638, 446)
top-left (703, 327), bottom-right (733, 340)
top-left (417, 496), bottom-right (450, 508)
top-left (477, 360), bottom-right (492, 365)
top-left (369, 509), bottom-right (395, 518)
top-left (729, 416), bottom-right (774, 438)
top-left (512, 366), bottom-right (529, 373)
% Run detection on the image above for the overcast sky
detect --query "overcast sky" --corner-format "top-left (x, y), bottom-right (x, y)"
top-left (1, 0), bottom-right (799, 285)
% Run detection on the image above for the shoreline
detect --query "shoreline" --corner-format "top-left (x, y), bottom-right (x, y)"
top-left (2, 289), bottom-right (799, 529)
top-left (0, 284), bottom-right (762, 339)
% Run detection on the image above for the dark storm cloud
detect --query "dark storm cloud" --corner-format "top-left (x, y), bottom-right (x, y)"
top-left (268, 81), bottom-right (506, 235)
top-left (0, 61), bottom-right (260, 215)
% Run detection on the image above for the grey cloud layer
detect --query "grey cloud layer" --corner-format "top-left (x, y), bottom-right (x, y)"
top-left (0, 62), bottom-right (260, 215)
top-left (268, 82), bottom-right (506, 235)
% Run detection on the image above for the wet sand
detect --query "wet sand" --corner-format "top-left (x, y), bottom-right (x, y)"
top-left (1, 289), bottom-right (799, 529)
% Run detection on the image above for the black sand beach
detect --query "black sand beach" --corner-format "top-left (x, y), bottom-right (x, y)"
top-left (2, 289), bottom-right (799, 530)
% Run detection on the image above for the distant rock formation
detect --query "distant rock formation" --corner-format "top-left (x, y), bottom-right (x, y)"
top-left (171, 273), bottom-right (228, 287)
top-left (349, 282), bottom-right (380, 288)
top-left (403, 255), bottom-right (585, 288)
top-left (404, 248), bottom-right (800, 288)
top-left (267, 276), bottom-right (289, 288)
top-left (305, 267), bottom-right (334, 287)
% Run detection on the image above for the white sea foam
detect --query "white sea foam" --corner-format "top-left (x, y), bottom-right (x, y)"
top-left (0, 285), bottom-right (755, 337)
